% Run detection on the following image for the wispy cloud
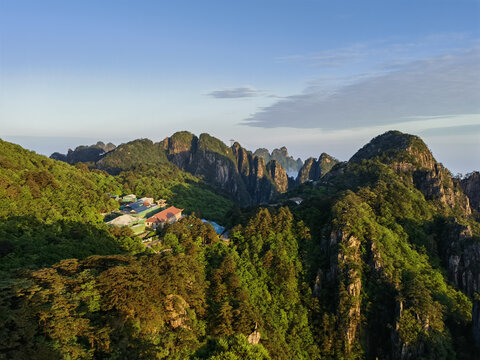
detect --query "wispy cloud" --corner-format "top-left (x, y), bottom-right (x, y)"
top-left (244, 48), bottom-right (480, 129)
top-left (275, 33), bottom-right (476, 70)
top-left (207, 86), bottom-right (262, 99)
top-left (276, 43), bottom-right (367, 68)
top-left (419, 123), bottom-right (480, 137)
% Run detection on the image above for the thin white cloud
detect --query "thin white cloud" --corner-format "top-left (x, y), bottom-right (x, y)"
top-left (245, 48), bottom-right (480, 129)
top-left (419, 123), bottom-right (480, 137)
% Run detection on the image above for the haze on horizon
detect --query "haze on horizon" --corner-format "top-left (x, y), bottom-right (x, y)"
top-left (1, 0), bottom-right (479, 175)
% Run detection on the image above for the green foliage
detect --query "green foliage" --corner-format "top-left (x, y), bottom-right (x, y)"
top-left (0, 140), bottom-right (138, 274)
top-left (228, 207), bottom-right (320, 359)
top-left (291, 155), bottom-right (475, 359)
top-left (0, 217), bottom-right (124, 273)
top-left (0, 252), bottom-right (207, 360)
top-left (194, 335), bottom-right (271, 360)
top-left (116, 165), bottom-right (234, 223)
top-left (96, 138), bottom-right (169, 173)
top-left (199, 133), bottom-right (236, 163)
top-left (1, 133), bottom-right (479, 359)
top-left (0, 140), bottom-right (121, 222)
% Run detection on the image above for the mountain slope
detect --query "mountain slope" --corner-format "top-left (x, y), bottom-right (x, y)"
top-left (292, 130), bottom-right (479, 358)
top-left (0, 139), bottom-right (120, 222)
top-left (1, 131), bottom-right (479, 359)
top-left (51, 141), bottom-right (116, 164)
top-left (0, 139), bottom-right (137, 272)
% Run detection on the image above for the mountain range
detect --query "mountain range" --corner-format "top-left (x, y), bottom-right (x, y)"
top-left (49, 132), bottom-right (340, 206)
top-left (0, 130), bottom-right (479, 359)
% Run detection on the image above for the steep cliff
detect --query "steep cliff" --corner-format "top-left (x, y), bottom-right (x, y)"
top-left (161, 133), bottom-right (287, 205)
top-left (266, 160), bottom-right (288, 194)
top-left (461, 171), bottom-right (480, 213)
top-left (232, 142), bottom-right (280, 204)
top-left (296, 131), bottom-right (478, 359)
top-left (254, 146), bottom-right (303, 176)
top-left (297, 153), bottom-right (339, 184)
top-left (350, 130), bottom-right (471, 217)
top-left (161, 132), bottom-right (251, 205)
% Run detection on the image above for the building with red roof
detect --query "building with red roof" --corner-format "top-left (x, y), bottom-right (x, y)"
top-left (146, 206), bottom-right (183, 229)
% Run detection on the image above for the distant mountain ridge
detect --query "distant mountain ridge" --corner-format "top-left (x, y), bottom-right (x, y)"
top-left (51, 141), bottom-right (116, 164)
top-left (51, 132), bottom-right (291, 206)
top-left (254, 146), bottom-right (303, 177)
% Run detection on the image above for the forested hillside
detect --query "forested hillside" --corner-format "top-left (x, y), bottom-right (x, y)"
top-left (0, 139), bottom-right (232, 273)
top-left (1, 131), bottom-right (479, 359)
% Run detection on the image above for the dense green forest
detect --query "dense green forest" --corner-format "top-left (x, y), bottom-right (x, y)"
top-left (0, 131), bottom-right (479, 359)
top-left (0, 139), bottom-right (232, 273)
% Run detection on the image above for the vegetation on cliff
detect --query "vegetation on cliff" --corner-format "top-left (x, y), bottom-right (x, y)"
top-left (1, 131), bottom-right (479, 359)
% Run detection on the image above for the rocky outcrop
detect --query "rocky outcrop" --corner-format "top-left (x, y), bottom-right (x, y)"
top-left (412, 163), bottom-right (471, 216)
top-left (165, 294), bottom-right (190, 329)
top-left (50, 141), bottom-right (116, 164)
top-left (330, 230), bottom-right (363, 357)
top-left (297, 153), bottom-right (338, 184)
top-left (254, 146), bottom-right (303, 176)
top-left (461, 171), bottom-right (480, 212)
top-left (253, 148), bottom-right (271, 162)
top-left (161, 133), bottom-right (285, 205)
top-left (297, 157), bottom-right (319, 184)
top-left (438, 222), bottom-right (480, 297)
top-left (162, 133), bottom-right (252, 206)
top-left (350, 131), bottom-right (472, 216)
top-left (247, 323), bottom-right (261, 345)
top-left (232, 142), bottom-right (279, 204)
top-left (266, 160), bottom-right (288, 194)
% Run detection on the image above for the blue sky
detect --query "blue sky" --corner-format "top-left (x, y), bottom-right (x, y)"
top-left (0, 0), bottom-right (479, 174)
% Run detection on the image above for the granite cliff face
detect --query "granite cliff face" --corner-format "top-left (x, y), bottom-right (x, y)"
top-left (461, 171), bottom-right (480, 212)
top-left (161, 133), bottom-right (288, 205)
top-left (438, 222), bottom-right (480, 296)
top-left (307, 131), bottom-right (480, 358)
top-left (50, 132), bottom-right (290, 206)
top-left (254, 146), bottom-right (303, 177)
top-left (350, 130), bottom-right (472, 216)
top-left (297, 153), bottom-right (339, 184)
top-left (231, 142), bottom-right (282, 204)
top-left (162, 133), bottom-right (252, 206)
top-left (266, 160), bottom-right (288, 194)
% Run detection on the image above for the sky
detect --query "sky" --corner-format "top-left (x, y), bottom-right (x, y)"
top-left (0, 0), bottom-right (479, 174)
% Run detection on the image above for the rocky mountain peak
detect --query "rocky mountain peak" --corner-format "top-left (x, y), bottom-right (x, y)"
top-left (254, 146), bottom-right (303, 176)
top-left (297, 153), bottom-right (339, 184)
top-left (349, 130), bottom-right (433, 168)
top-left (348, 131), bottom-right (472, 216)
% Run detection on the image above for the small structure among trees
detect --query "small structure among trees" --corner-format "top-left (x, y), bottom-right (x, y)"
top-left (146, 206), bottom-right (183, 229)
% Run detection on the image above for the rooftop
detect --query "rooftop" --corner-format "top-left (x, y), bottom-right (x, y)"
top-left (106, 214), bottom-right (138, 226)
top-left (147, 206), bottom-right (183, 223)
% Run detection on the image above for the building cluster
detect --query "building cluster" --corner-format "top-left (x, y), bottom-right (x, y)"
top-left (105, 194), bottom-right (182, 235)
